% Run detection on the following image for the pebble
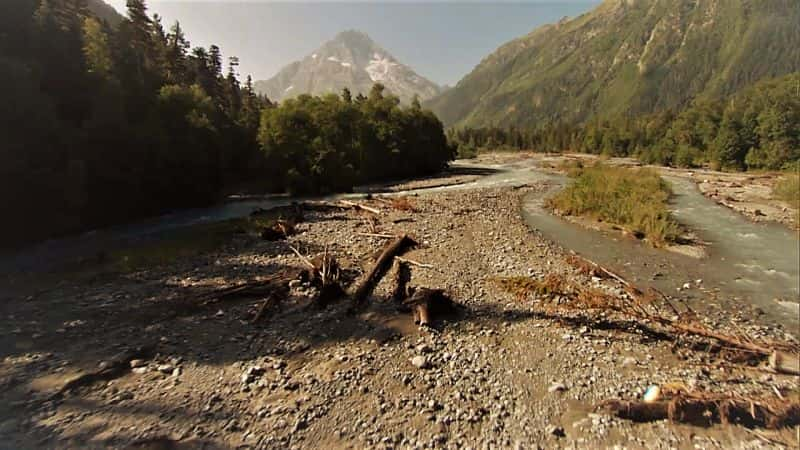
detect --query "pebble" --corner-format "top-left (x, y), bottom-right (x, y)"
top-left (548, 382), bottom-right (567, 393)
top-left (547, 425), bottom-right (565, 438)
top-left (411, 356), bottom-right (430, 369)
top-left (129, 359), bottom-right (147, 369)
top-left (622, 357), bottom-right (637, 367)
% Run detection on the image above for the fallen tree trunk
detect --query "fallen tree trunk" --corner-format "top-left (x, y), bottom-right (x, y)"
top-left (598, 397), bottom-right (800, 429)
top-left (391, 259), bottom-right (411, 303)
top-left (404, 288), bottom-right (461, 327)
top-left (352, 234), bottom-right (416, 306)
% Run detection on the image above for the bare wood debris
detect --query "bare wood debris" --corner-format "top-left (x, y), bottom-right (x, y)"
top-left (351, 234), bottom-right (417, 306)
top-left (598, 394), bottom-right (800, 429)
top-left (260, 219), bottom-right (296, 241)
top-left (497, 255), bottom-right (800, 375)
top-left (339, 199), bottom-right (381, 215)
top-left (403, 287), bottom-right (461, 327)
top-left (391, 259), bottom-right (411, 304)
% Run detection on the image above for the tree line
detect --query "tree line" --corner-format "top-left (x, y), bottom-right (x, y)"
top-left (260, 87), bottom-right (455, 195)
top-left (450, 73), bottom-right (800, 171)
top-left (0, 0), bottom-right (453, 247)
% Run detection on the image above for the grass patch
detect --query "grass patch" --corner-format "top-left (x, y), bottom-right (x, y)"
top-left (104, 213), bottom-right (283, 273)
top-left (556, 158), bottom-right (585, 175)
top-left (774, 173), bottom-right (800, 226)
top-left (546, 164), bottom-right (680, 247)
top-left (774, 174), bottom-right (799, 208)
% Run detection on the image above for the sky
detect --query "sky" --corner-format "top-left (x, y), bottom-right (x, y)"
top-left (105, 1), bottom-right (600, 85)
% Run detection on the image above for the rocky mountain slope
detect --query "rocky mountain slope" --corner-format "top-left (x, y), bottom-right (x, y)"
top-left (427, 0), bottom-right (800, 127)
top-left (88, 0), bottom-right (124, 26)
top-left (255, 30), bottom-right (442, 103)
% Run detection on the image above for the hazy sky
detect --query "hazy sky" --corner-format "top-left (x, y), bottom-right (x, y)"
top-left (106, 1), bottom-right (599, 85)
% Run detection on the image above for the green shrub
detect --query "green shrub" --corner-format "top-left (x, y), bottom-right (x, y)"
top-left (547, 164), bottom-right (680, 246)
top-left (774, 174), bottom-right (800, 209)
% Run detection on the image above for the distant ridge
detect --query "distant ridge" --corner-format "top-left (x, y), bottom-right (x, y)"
top-left (426, 0), bottom-right (800, 127)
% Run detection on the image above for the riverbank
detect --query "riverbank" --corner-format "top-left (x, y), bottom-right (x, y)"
top-left (527, 151), bottom-right (799, 231)
top-left (1, 180), bottom-right (798, 449)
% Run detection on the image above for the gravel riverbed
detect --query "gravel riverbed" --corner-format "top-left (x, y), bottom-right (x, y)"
top-left (1, 183), bottom-right (797, 449)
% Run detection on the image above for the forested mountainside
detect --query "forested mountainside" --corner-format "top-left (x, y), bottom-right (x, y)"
top-left (427, 0), bottom-right (800, 128)
top-left (0, 1), bottom-right (452, 247)
top-left (450, 72), bottom-right (800, 171)
top-left (255, 31), bottom-right (442, 104)
top-left (87, 0), bottom-right (123, 25)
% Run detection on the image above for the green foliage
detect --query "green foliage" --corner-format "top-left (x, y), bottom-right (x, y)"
top-left (0, 0), bottom-right (267, 247)
top-left (428, 0), bottom-right (800, 129)
top-left (0, 0), bottom-right (454, 247)
top-left (258, 86), bottom-right (454, 194)
top-left (82, 16), bottom-right (112, 77)
top-left (774, 172), bottom-right (800, 226)
top-left (452, 73), bottom-right (800, 173)
top-left (105, 212), bottom-right (282, 273)
top-left (774, 174), bottom-right (800, 209)
top-left (546, 165), bottom-right (680, 247)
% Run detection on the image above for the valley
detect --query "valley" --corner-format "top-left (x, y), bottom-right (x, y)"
top-left (1, 154), bottom-right (798, 449)
top-left (2, 0), bottom-right (800, 448)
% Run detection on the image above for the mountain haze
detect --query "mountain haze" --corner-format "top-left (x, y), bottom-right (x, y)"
top-left (427, 0), bottom-right (800, 128)
top-left (255, 30), bottom-right (442, 103)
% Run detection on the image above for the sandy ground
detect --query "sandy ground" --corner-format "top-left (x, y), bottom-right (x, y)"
top-left (2, 180), bottom-right (799, 449)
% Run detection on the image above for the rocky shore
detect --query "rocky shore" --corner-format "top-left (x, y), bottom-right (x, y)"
top-left (1, 181), bottom-right (798, 449)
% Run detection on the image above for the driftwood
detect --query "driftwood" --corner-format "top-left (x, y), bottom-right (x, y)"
top-left (292, 246), bottom-right (346, 306)
top-left (261, 219), bottom-right (296, 241)
top-left (251, 199), bottom-right (380, 219)
top-left (395, 256), bottom-right (434, 269)
top-left (391, 259), bottom-right (411, 303)
top-left (357, 232), bottom-right (396, 239)
top-left (352, 234), bottom-right (416, 306)
top-left (556, 254), bottom-right (800, 375)
top-left (195, 269), bottom-right (300, 306)
top-left (53, 345), bottom-right (155, 398)
top-left (404, 288), bottom-right (461, 327)
top-left (599, 396), bottom-right (800, 429)
top-left (250, 294), bottom-right (278, 323)
top-left (339, 199), bottom-right (381, 215)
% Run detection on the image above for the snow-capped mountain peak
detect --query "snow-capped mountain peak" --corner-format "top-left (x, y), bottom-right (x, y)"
top-left (255, 30), bottom-right (441, 103)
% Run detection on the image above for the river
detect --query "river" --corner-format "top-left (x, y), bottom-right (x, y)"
top-left (2, 158), bottom-right (797, 331)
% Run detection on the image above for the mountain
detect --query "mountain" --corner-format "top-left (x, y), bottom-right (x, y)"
top-left (87, 0), bottom-right (124, 26)
top-left (427, 0), bottom-right (800, 128)
top-left (255, 30), bottom-right (442, 103)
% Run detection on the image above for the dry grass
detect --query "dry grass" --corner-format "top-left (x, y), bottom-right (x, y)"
top-left (491, 274), bottom-right (569, 301)
top-left (566, 255), bottom-right (610, 278)
top-left (390, 196), bottom-right (419, 212)
top-left (556, 158), bottom-right (585, 176)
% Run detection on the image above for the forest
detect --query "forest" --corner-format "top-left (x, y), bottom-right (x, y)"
top-left (450, 73), bottom-right (800, 171)
top-left (0, 0), bottom-right (453, 248)
top-left (259, 87), bottom-right (455, 195)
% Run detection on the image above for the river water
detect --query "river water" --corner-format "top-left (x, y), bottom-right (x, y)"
top-left (518, 171), bottom-right (799, 331)
top-left (2, 159), bottom-right (798, 330)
